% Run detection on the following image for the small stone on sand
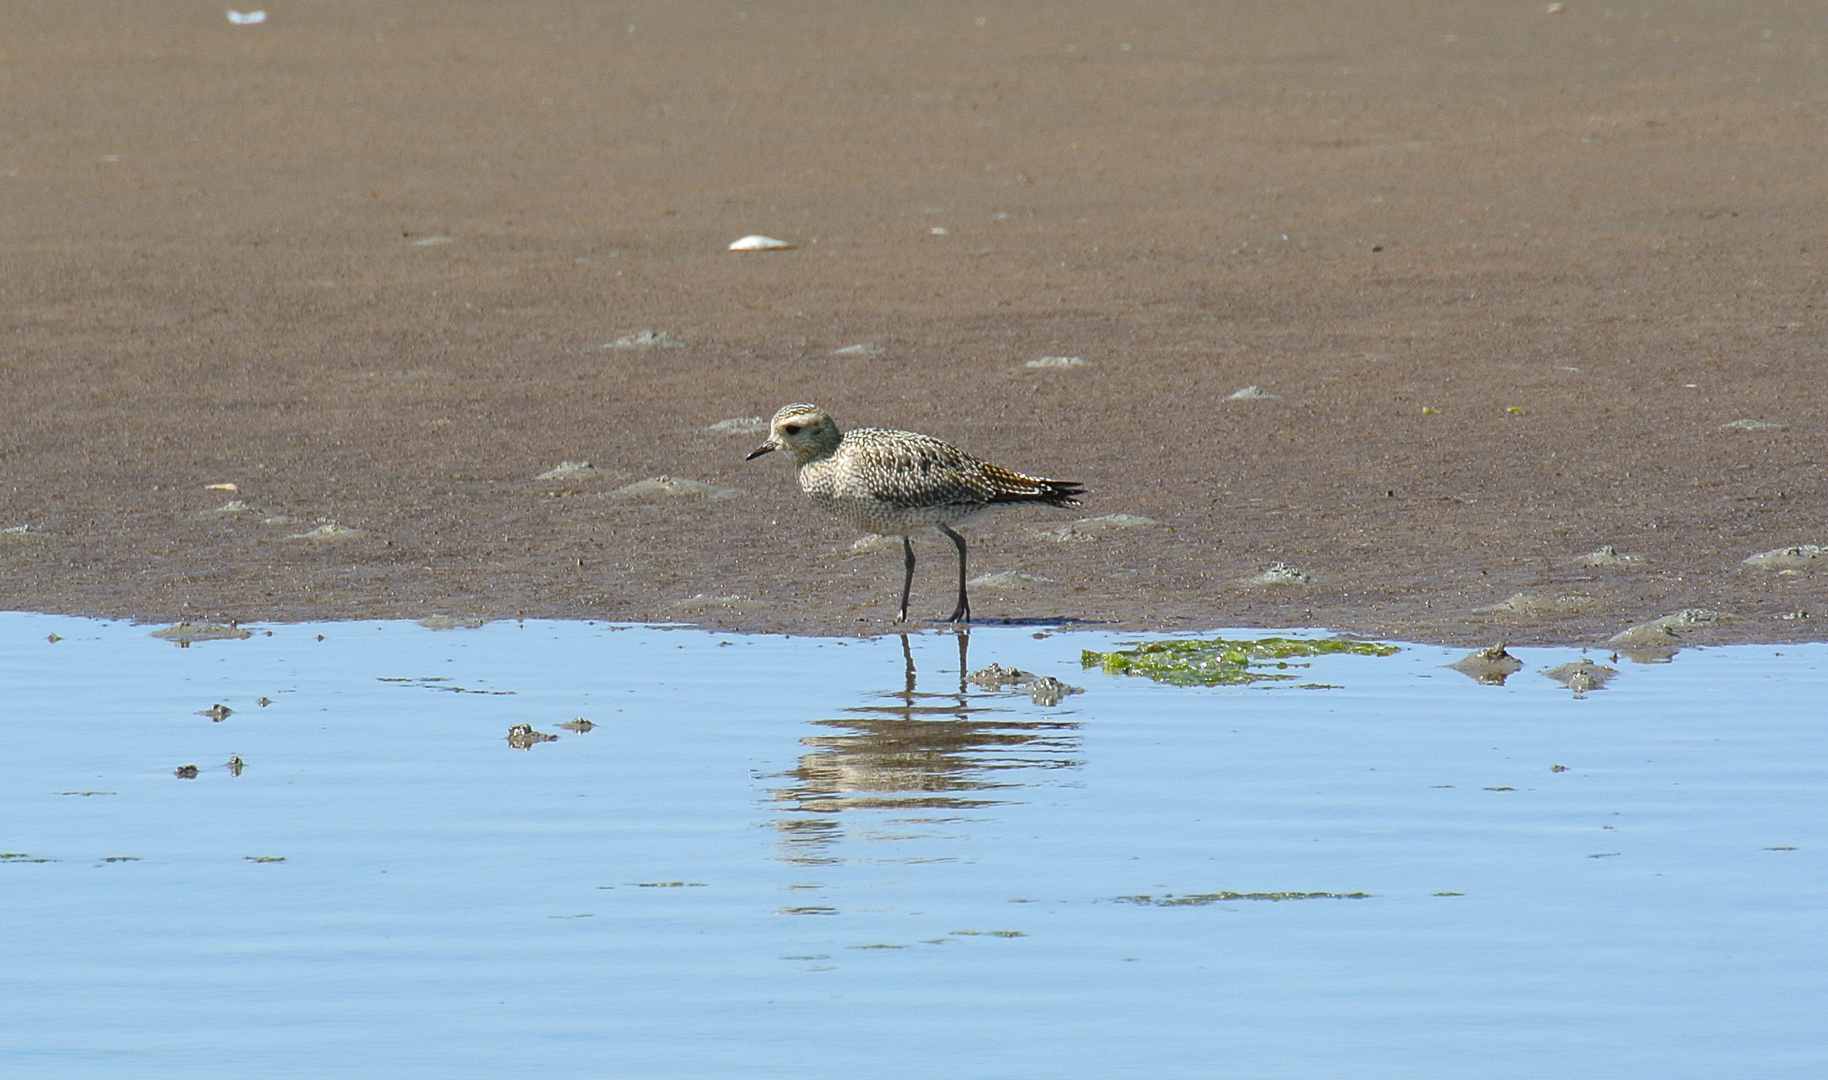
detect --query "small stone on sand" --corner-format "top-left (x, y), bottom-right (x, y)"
top-left (834, 343), bottom-right (886, 357)
top-left (212, 500), bottom-right (258, 514)
top-left (1227, 385), bottom-right (1279, 400)
top-left (1025, 356), bottom-right (1087, 369)
top-left (1717, 419), bottom-right (1786, 431)
top-left (610, 476), bottom-right (744, 501)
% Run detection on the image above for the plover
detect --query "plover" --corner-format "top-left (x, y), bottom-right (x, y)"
top-left (745, 403), bottom-right (1082, 622)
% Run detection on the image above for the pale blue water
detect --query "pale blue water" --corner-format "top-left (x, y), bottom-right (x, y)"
top-left (2, 614), bottom-right (1824, 1078)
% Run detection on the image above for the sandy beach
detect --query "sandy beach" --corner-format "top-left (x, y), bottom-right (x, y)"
top-left (1, 0), bottom-right (1822, 645)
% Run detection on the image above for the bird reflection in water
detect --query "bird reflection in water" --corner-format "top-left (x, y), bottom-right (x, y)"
top-left (773, 631), bottom-right (1082, 864)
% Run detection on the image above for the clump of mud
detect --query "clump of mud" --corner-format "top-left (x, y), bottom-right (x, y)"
top-left (967, 662), bottom-right (1033, 689)
top-left (536, 461), bottom-right (603, 481)
top-left (1035, 513), bottom-right (1162, 544)
top-left (288, 523), bottom-right (364, 541)
top-left (151, 622), bottom-right (251, 644)
top-left (1571, 545), bottom-right (1646, 567)
top-left (1606, 609), bottom-right (1740, 662)
top-left (506, 724), bottom-right (559, 750)
top-left (706, 417), bottom-right (768, 436)
top-left (418, 616), bottom-right (488, 630)
top-left (1238, 562), bottom-right (1311, 587)
top-left (610, 477), bottom-right (744, 501)
top-left (1478, 593), bottom-right (1602, 617)
top-left (1449, 644), bottom-right (1524, 685)
top-left (1742, 545), bottom-right (1822, 571)
top-left (1544, 658), bottom-right (1616, 694)
top-left (1026, 675), bottom-right (1082, 706)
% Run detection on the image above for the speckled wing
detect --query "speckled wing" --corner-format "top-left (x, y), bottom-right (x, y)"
top-left (847, 428), bottom-right (1082, 509)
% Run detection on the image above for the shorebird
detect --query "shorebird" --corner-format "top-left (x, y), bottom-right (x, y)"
top-left (745, 403), bottom-right (1083, 622)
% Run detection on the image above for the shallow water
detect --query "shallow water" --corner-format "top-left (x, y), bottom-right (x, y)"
top-left (3, 615), bottom-right (1824, 1079)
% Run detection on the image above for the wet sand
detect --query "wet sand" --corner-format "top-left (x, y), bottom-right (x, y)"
top-left (2, 1), bottom-right (1822, 645)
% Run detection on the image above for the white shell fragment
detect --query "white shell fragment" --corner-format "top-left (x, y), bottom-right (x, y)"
top-left (1717, 419), bottom-right (1787, 431)
top-left (227, 10), bottom-right (267, 25)
top-left (1025, 356), bottom-right (1087, 369)
top-left (834, 343), bottom-right (886, 357)
top-left (603, 330), bottom-right (684, 349)
top-left (1227, 385), bottom-right (1279, 400)
top-left (205, 482), bottom-right (238, 492)
top-left (728, 235), bottom-right (795, 251)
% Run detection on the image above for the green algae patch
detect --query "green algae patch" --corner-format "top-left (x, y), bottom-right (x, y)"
top-left (1117, 891), bottom-right (1370, 906)
top-left (1082, 636), bottom-right (1398, 687)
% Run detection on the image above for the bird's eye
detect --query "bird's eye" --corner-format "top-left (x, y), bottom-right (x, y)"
top-left (782, 424), bottom-right (802, 435)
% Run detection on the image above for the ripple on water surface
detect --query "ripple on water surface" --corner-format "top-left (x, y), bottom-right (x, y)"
top-left (2, 616), bottom-right (1825, 1078)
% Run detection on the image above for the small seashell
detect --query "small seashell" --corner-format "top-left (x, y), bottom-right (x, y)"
top-left (1545, 3), bottom-right (1566, 13)
top-left (227, 10), bottom-right (267, 25)
top-left (930, 227), bottom-right (950, 235)
top-left (409, 235), bottom-right (454, 246)
top-left (834, 343), bottom-right (886, 357)
top-left (1025, 356), bottom-right (1086, 369)
top-left (1717, 419), bottom-right (1786, 432)
top-left (728, 234), bottom-right (795, 251)
top-left (1227, 385), bottom-right (1279, 400)
top-left (204, 482), bottom-right (238, 492)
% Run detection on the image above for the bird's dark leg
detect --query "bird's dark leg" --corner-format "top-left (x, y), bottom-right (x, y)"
top-left (898, 536), bottom-right (916, 622)
top-left (939, 524), bottom-right (970, 623)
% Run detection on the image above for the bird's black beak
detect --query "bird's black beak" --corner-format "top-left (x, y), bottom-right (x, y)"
top-left (744, 442), bottom-right (775, 461)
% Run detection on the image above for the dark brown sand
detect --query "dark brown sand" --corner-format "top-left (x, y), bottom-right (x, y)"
top-left (2, 1), bottom-right (1822, 645)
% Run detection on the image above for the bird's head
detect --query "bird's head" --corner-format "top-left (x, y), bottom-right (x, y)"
top-left (745, 403), bottom-right (842, 466)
